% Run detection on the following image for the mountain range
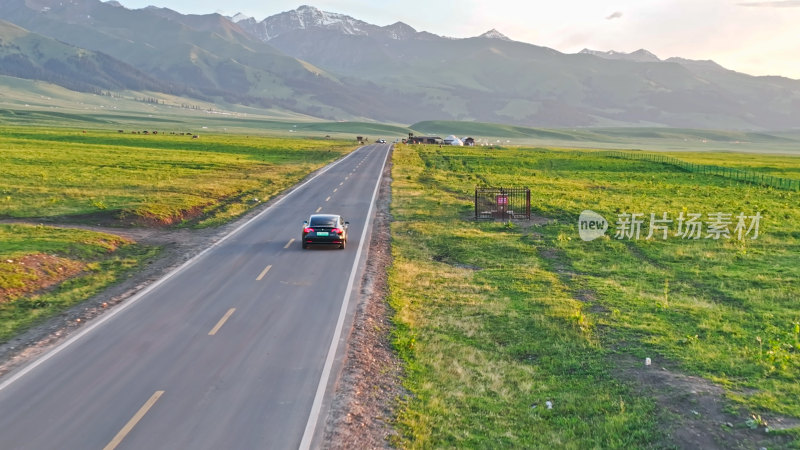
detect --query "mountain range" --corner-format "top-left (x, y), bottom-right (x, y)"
top-left (1, 0), bottom-right (799, 130)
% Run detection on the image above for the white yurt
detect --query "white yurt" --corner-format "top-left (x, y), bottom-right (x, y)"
top-left (444, 135), bottom-right (464, 146)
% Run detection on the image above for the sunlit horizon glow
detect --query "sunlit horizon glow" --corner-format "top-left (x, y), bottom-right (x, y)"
top-left (110, 0), bottom-right (800, 80)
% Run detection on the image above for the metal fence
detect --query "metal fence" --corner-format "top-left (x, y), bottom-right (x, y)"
top-left (600, 151), bottom-right (800, 191)
top-left (475, 187), bottom-right (531, 220)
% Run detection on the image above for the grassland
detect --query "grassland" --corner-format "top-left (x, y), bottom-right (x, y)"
top-left (0, 127), bottom-right (354, 227)
top-left (389, 144), bottom-right (799, 447)
top-left (0, 223), bottom-right (159, 341)
top-left (411, 120), bottom-right (800, 154)
top-left (661, 151), bottom-right (800, 179)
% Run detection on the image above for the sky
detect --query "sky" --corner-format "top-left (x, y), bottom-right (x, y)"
top-left (111, 0), bottom-right (800, 79)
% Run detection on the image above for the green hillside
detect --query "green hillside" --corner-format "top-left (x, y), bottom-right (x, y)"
top-left (411, 121), bottom-right (589, 140)
top-left (0, 75), bottom-right (409, 139)
top-left (410, 120), bottom-right (800, 154)
top-left (291, 121), bottom-right (410, 137)
top-left (0, 19), bottom-right (172, 93)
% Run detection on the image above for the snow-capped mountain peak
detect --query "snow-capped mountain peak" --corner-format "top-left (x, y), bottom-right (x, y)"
top-left (229, 12), bottom-right (253, 23)
top-left (479, 29), bottom-right (510, 40)
top-left (235, 5), bottom-right (391, 41)
top-left (272, 5), bottom-right (371, 37)
top-left (580, 48), bottom-right (661, 62)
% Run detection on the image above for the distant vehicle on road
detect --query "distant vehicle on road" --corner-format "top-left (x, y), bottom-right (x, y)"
top-left (302, 214), bottom-right (349, 249)
top-left (377, 139), bottom-right (386, 143)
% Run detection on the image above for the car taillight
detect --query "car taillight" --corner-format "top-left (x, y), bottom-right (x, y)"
top-left (332, 228), bottom-right (342, 234)
top-left (304, 227), bottom-right (314, 233)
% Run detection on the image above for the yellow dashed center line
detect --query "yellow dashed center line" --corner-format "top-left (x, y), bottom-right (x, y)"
top-left (256, 265), bottom-right (273, 281)
top-left (284, 239), bottom-right (295, 249)
top-left (339, 182), bottom-right (344, 186)
top-left (333, 188), bottom-right (338, 193)
top-left (315, 207), bottom-right (322, 213)
top-left (209, 308), bottom-right (236, 335)
top-left (325, 196), bottom-right (331, 202)
top-left (104, 390), bottom-right (165, 450)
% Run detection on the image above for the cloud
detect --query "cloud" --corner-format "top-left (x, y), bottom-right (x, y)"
top-left (605, 11), bottom-right (623, 20)
top-left (738, 1), bottom-right (800, 6)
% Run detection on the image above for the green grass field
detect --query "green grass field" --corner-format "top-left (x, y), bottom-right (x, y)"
top-left (662, 151), bottom-right (800, 179)
top-left (0, 127), bottom-right (355, 227)
top-left (389, 144), bottom-right (800, 447)
top-left (0, 223), bottom-right (159, 342)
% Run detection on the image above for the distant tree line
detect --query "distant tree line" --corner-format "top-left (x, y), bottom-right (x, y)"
top-left (136, 97), bottom-right (163, 104)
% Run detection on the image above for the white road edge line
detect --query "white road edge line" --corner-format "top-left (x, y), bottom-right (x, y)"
top-left (299, 145), bottom-right (390, 450)
top-left (0, 146), bottom-right (366, 394)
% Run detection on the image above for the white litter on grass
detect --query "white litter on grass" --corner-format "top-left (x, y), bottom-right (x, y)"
top-left (645, 357), bottom-right (652, 366)
top-left (546, 401), bottom-right (553, 410)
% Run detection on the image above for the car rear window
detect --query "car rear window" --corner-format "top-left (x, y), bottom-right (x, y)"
top-left (309, 217), bottom-right (337, 227)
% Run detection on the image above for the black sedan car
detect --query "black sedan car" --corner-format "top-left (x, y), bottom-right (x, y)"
top-left (302, 214), bottom-right (349, 249)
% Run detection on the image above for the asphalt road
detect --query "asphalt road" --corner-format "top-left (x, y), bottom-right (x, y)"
top-left (0, 143), bottom-right (391, 449)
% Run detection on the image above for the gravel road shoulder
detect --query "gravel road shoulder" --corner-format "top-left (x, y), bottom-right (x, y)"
top-left (322, 151), bottom-right (404, 448)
